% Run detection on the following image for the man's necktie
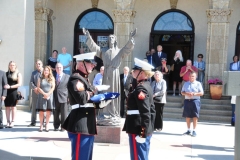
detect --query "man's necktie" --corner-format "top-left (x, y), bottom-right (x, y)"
top-left (124, 75), bottom-right (127, 85)
top-left (57, 75), bottom-right (61, 84)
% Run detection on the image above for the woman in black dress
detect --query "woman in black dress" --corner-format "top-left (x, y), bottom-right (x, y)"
top-left (171, 50), bottom-right (184, 96)
top-left (4, 61), bottom-right (22, 128)
top-left (47, 50), bottom-right (58, 77)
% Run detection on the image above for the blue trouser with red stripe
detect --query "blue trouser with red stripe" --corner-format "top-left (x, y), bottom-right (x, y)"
top-left (128, 134), bottom-right (152, 160)
top-left (68, 132), bottom-right (95, 160)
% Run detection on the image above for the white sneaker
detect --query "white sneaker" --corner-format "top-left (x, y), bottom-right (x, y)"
top-left (172, 94), bottom-right (175, 96)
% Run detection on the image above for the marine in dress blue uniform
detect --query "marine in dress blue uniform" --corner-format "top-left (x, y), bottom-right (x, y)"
top-left (181, 72), bottom-right (204, 137)
top-left (62, 52), bottom-right (110, 160)
top-left (123, 58), bottom-right (156, 160)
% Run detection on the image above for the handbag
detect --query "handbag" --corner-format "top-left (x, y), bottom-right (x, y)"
top-left (17, 91), bottom-right (24, 100)
top-left (170, 64), bottom-right (174, 71)
top-left (153, 81), bottom-right (163, 102)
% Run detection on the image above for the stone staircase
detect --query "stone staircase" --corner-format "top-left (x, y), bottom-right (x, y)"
top-left (164, 95), bottom-right (232, 123)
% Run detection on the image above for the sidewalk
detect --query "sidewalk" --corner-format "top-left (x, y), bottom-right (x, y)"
top-left (0, 110), bottom-right (235, 160)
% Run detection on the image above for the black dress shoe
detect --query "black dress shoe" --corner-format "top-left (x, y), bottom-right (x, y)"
top-left (54, 128), bottom-right (59, 131)
top-left (28, 123), bottom-right (36, 127)
top-left (0, 126), bottom-right (4, 129)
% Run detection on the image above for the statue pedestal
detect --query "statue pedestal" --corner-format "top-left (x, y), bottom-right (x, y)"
top-left (94, 119), bottom-right (128, 144)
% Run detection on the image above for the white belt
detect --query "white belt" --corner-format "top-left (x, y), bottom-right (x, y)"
top-left (71, 103), bottom-right (94, 109)
top-left (127, 110), bottom-right (140, 115)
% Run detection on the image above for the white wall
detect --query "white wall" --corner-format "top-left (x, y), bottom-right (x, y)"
top-left (0, 0), bottom-right (34, 86)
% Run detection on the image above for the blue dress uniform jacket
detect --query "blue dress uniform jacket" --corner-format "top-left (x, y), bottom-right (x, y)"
top-left (62, 70), bottom-right (100, 135)
top-left (123, 80), bottom-right (156, 138)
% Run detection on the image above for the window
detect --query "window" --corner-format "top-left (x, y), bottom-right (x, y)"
top-left (153, 11), bottom-right (193, 31)
top-left (78, 11), bottom-right (113, 30)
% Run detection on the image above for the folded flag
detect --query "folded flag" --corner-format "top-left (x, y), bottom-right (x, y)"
top-left (90, 92), bottom-right (120, 102)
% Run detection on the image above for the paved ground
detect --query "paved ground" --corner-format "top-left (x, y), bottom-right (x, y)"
top-left (0, 110), bottom-right (235, 160)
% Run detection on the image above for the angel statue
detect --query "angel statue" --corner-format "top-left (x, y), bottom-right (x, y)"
top-left (83, 27), bottom-right (137, 126)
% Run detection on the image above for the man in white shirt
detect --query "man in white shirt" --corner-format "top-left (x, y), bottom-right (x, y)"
top-left (93, 66), bottom-right (104, 87)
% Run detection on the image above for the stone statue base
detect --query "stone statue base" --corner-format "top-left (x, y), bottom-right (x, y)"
top-left (97, 114), bottom-right (121, 126)
top-left (95, 119), bottom-right (128, 144)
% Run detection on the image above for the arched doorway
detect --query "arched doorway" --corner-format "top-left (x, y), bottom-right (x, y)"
top-left (150, 9), bottom-right (195, 91)
top-left (74, 9), bottom-right (114, 73)
top-left (235, 22), bottom-right (240, 57)
top-left (74, 9), bottom-right (114, 55)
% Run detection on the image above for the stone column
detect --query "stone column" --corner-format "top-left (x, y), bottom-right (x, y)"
top-left (113, 0), bottom-right (136, 70)
top-left (205, 0), bottom-right (232, 90)
top-left (34, 6), bottom-right (52, 65)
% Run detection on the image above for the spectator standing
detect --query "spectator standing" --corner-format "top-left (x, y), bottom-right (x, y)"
top-left (28, 59), bottom-right (43, 127)
top-left (158, 58), bottom-right (170, 89)
top-left (152, 45), bottom-right (167, 68)
top-left (123, 58), bottom-right (155, 160)
top-left (229, 55), bottom-right (240, 126)
top-left (151, 71), bottom-right (167, 131)
top-left (120, 66), bottom-right (133, 118)
top-left (4, 61), bottom-right (22, 128)
top-left (93, 66), bottom-right (104, 87)
top-left (53, 63), bottom-right (70, 131)
top-left (181, 72), bottom-right (204, 137)
top-left (0, 70), bottom-right (7, 129)
top-left (229, 55), bottom-right (240, 71)
top-left (48, 50), bottom-right (58, 77)
top-left (180, 60), bottom-right (198, 107)
top-left (146, 49), bottom-right (156, 68)
top-left (230, 96), bottom-right (236, 126)
top-left (193, 54), bottom-right (205, 86)
top-left (57, 47), bottom-right (72, 75)
top-left (171, 50), bottom-right (184, 96)
top-left (36, 66), bottom-right (55, 132)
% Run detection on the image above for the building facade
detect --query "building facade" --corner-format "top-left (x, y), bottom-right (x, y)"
top-left (0, 0), bottom-right (239, 100)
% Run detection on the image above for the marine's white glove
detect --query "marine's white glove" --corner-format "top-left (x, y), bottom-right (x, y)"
top-left (135, 135), bottom-right (146, 143)
top-left (99, 100), bottom-right (112, 108)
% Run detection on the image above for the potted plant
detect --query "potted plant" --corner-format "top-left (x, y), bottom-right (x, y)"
top-left (207, 78), bottom-right (223, 100)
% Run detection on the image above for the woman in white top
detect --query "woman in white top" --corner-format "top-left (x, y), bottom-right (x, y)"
top-left (151, 71), bottom-right (167, 131)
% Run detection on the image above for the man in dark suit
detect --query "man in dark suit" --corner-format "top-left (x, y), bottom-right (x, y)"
top-left (120, 66), bottom-right (133, 118)
top-left (53, 63), bottom-right (70, 131)
top-left (146, 48), bottom-right (156, 68)
top-left (0, 70), bottom-right (7, 129)
top-left (153, 45), bottom-right (167, 69)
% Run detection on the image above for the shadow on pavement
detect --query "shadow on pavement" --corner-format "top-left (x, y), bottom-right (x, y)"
top-left (0, 149), bottom-right (61, 160)
top-left (171, 144), bottom-right (234, 153)
top-left (187, 154), bottom-right (234, 160)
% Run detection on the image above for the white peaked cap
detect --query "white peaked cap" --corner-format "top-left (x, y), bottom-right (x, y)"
top-left (74, 52), bottom-right (96, 61)
top-left (133, 58), bottom-right (154, 71)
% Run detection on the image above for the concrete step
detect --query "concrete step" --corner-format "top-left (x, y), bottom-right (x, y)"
top-left (166, 96), bottom-right (231, 105)
top-left (164, 107), bottom-right (232, 116)
top-left (165, 102), bottom-right (231, 110)
top-left (163, 112), bottom-right (231, 123)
